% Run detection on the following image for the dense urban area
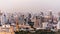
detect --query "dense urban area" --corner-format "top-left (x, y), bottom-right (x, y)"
top-left (0, 10), bottom-right (60, 34)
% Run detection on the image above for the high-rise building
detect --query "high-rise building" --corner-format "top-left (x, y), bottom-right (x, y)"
top-left (0, 10), bottom-right (3, 25)
top-left (58, 12), bottom-right (60, 21)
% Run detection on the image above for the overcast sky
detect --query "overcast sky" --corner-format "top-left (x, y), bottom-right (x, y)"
top-left (0, 0), bottom-right (60, 14)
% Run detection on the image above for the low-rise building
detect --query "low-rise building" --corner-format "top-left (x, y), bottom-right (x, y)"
top-left (0, 24), bottom-right (15, 34)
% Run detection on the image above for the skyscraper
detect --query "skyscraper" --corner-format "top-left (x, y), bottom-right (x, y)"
top-left (0, 11), bottom-right (2, 26)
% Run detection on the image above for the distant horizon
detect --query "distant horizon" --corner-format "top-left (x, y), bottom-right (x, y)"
top-left (0, 0), bottom-right (60, 14)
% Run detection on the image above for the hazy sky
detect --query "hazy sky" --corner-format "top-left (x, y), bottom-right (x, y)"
top-left (0, 0), bottom-right (60, 13)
